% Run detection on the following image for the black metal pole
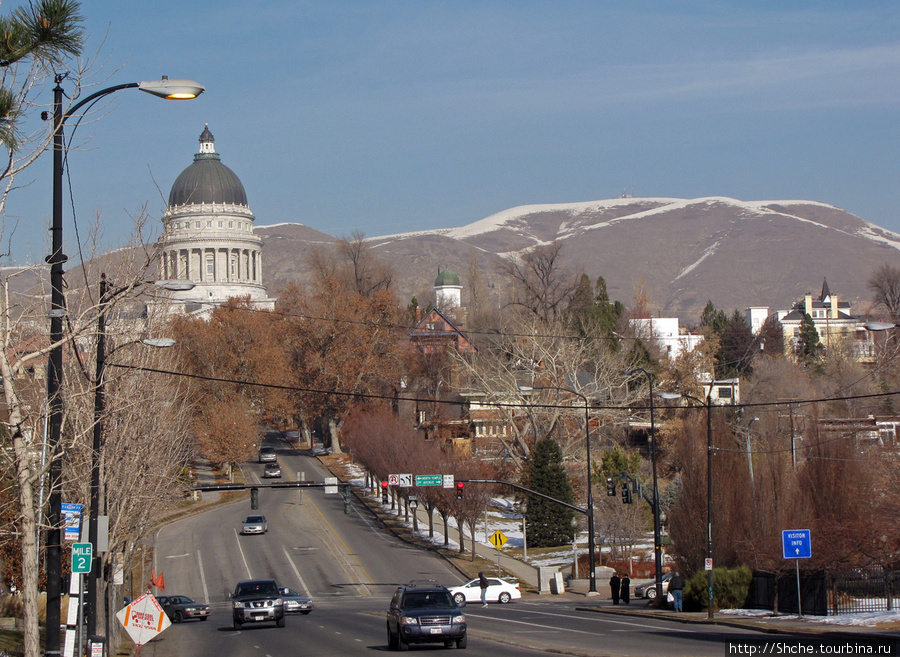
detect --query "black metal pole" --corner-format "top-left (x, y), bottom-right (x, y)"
top-left (87, 274), bottom-right (108, 638)
top-left (44, 75), bottom-right (66, 657)
top-left (583, 396), bottom-right (597, 595)
top-left (705, 392), bottom-right (713, 619)
top-left (44, 78), bottom-right (141, 657)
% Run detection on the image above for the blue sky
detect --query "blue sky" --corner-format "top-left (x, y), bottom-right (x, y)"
top-left (4, 1), bottom-right (900, 265)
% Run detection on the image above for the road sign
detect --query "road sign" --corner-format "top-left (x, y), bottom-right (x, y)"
top-left (398, 474), bottom-right (413, 488)
top-left (415, 474), bottom-right (442, 486)
top-left (442, 474), bottom-right (455, 489)
top-left (489, 531), bottom-right (508, 549)
top-left (782, 529), bottom-right (812, 559)
top-left (71, 543), bottom-right (92, 574)
top-left (388, 474), bottom-right (400, 486)
top-left (62, 503), bottom-right (83, 542)
top-left (324, 477), bottom-right (338, 494)
top-left (116, 593), bottom-right (170, 646)
top-left (704, 558), bottom-right (713, 571)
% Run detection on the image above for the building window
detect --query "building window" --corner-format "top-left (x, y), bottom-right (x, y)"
top-left (218, 221), bottom-right (223, 228)
top-left (717, 387), bottom-right (733, 399)
top-left (206, 254), bottom-right (214, 276)
top-left (195, 221), bottom-right (201, 229)
top-left (229, 221), bottom-right (234, 228)
top-left (231, 257), bottom-right (237, 277)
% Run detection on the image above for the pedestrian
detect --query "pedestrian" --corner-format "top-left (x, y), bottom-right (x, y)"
top-left (669, 571), bottom-right (685, 612)
top-left (478, 572), bottom-right (489, 607)
top-left (609, 572), bottom-right (621, 605)
top-left (621, 573), bottom-right (630, 604)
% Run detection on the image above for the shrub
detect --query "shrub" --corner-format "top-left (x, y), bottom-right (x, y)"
top-left (684, 566), bottom-right (752, 611)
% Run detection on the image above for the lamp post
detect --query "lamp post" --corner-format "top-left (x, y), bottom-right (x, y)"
top-left (527, 386), bottom-right (598, 595)
top-left (625, 367), bottom-right (663, 607)
top-left (86, 276), bottom-right (194, 642)
top-left (45, 75), bottom-right (203, 657)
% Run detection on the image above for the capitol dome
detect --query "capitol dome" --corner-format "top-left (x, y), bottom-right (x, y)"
top-left (167, 124), bottom-right (248, 207)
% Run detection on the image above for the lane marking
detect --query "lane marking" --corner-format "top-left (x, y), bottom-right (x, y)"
top-left (305, 495), bottom-right (373, 596)
top-left (501, 607), bottom-right (695, 633)
top-left (281, 545), bottom-right (313, 598)
top-left (196, 549), bottom-right (210, 604)
top-left (233, 527), bottom-right (253, 579)
top-left (165, 553), bottom-right (190, 559)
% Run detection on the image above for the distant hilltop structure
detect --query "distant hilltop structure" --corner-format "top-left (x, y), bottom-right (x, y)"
top-left (158, 124), bottom-right (274, 315)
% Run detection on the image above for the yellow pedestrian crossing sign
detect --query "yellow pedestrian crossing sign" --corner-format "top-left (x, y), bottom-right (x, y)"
top-left (489, 531), bottom-right (507, 549)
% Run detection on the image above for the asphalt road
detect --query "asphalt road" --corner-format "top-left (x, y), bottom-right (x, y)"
top-left (138, 444), bottom-right (854, 657)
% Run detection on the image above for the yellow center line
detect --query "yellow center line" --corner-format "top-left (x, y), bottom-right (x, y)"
top-left (305, 493), bottom-right (374, 595)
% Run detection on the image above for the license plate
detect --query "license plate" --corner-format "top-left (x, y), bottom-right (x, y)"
top-left (430, 628), bottom-right (442, 634)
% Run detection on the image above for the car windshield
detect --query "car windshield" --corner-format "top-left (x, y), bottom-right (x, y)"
top-left (402, 591), bottom-right (455, 609)
top-left (236, 581), bottom-right (278, 597)
top-left (245, 516), bottom-right (265, 523)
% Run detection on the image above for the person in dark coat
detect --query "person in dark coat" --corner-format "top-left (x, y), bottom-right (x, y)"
top-left (669, 571), bottom-right (686, 612)
top-left (609, 572), bottom-right (621, 605)
top-left (478, 572), bottom-right (489, 607)
top-left (621, 574), bottom-right (631, 604)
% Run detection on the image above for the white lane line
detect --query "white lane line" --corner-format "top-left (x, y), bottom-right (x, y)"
top-left (510, 607), bottom-right (695, 633)
top-left (234, 528), bottom-right (253, 579)
top-left (165, 553), bottom-right (190, 559)
top-left (466, 615), bottom-right (604, 636)
top-left (281, 545), bottom-right (313, 598)
top-left (196, 549), bottom-right (210, 604)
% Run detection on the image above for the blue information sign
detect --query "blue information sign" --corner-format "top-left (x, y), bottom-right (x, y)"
top-left (782, 529), bottom-right (811, 559)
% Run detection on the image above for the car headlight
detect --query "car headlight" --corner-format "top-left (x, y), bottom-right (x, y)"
top-left (233, 601), bottom-right (245, 609)
top-left (275, 598), bottom-right (283, 605)
top-left (400, 616), bottom-right (419, 626)
top-left (453, 614), bottom-right (465, 624)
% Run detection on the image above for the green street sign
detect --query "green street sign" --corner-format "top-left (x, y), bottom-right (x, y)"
top-left (415, 474), bottom-right (443, 487)
top-left (72, 542), bottom-right (93, 574)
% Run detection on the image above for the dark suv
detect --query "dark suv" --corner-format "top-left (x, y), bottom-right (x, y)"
top-left (231, 579), bottom-right (285, 630)
top-left (386, 582), bottom-right (466, 650)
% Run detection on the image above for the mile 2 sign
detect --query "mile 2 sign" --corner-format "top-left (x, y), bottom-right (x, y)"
top-left (71, 543), bottom-right (92, 574)
top-left (782, 529), bottom-right (811, 559)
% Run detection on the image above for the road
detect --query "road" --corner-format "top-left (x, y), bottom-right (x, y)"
top-left (138, 441), bottom-right (840, 657)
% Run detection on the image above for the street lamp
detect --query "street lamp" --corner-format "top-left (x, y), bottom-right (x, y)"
top-left (86, 275), bottom-right (193, 642)
top-left (45, 75), bottom-right (202, 657)
top-left (524, 385), bottom-right (598, 595)
top-left (624, 367), bottom-right (664, 608)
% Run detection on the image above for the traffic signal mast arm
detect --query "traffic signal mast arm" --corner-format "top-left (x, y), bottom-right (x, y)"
top-left (457, 479), bottom-right (588, 515)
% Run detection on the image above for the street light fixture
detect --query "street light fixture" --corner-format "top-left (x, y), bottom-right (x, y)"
top-left (522, 385), bottom-right (598, 595)
top-left (86, 275), bottom-right (194, 643)
top-left (624, 367), bottom-right (665, 607)
top-left (45, 75), bottom-right (202, 657)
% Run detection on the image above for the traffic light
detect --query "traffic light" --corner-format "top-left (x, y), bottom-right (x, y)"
top-left (381, 481), bottom-right (389, 505)
top-left (621, 483), bottom-right (632, 504)
top-left (606, 477), bottom-right (616, 496)
top-left (250, 487), bottom-right (259, 510)
top-left (456, 482), bottom-right (464, 500)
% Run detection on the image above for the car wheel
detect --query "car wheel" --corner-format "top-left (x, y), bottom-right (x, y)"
top-left (276, 616), bottom-right (285, 628)
top-left (233, 619), bottom-right (242, 631)
top-left (456, 635), bottom-right (468, 649)
top-left (453, 593), bottom-right (465, 606)
top-left (387, 624), bottom-right (398, 650)
top-left (646, 588), bottom-right (657, 599)
top-left (498, 592), bottom-right (511, 604)
top-left (174, 611), bottom-right (184, 623)
top-left (398, 632), bottom-right (409, 651)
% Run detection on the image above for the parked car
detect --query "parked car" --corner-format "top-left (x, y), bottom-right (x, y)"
top-left (231, 579), bottom-right (285, 630)
top-left (157, 595), bottom-right (209, 622)
top-left (263, 462), bottom-right (281, 478)
top-left (386, 582), bottom-right (466, 651)
top-left (241, 515), bottom-right (268, 535)
top-left (635, 572), bottom-right (673, 600)
top-left (258, 446), bottom-right (277, 463)
top-left (448, 577), bottom-right (521, 605)
top-left (278, 587), bottom-right (313, 614)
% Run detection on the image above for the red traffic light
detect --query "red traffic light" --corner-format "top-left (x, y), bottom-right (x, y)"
top-left (456, 482), bottom-right (464, 488)
top-left (381, 481), bottom-right (388, 488)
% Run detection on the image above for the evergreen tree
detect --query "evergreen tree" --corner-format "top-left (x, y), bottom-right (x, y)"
top-left (797, 312), bottom-right (822, 365)
top-left (719, 310), bottom-right (756, 378)
top-left (700, 300), bottom-right (729, 337)
top-left (524, 439), bottom-right (576, 547)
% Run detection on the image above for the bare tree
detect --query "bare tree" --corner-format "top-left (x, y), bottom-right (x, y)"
top-left (500, 242), bottom-right (578, 323)
top-left (867, 263), bottom-right (900, 320)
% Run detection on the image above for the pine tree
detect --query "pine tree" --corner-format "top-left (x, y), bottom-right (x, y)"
top-left (524, 439), bottom-right (576, 547)
top-left (797, 312), bottom-right (822, 365)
